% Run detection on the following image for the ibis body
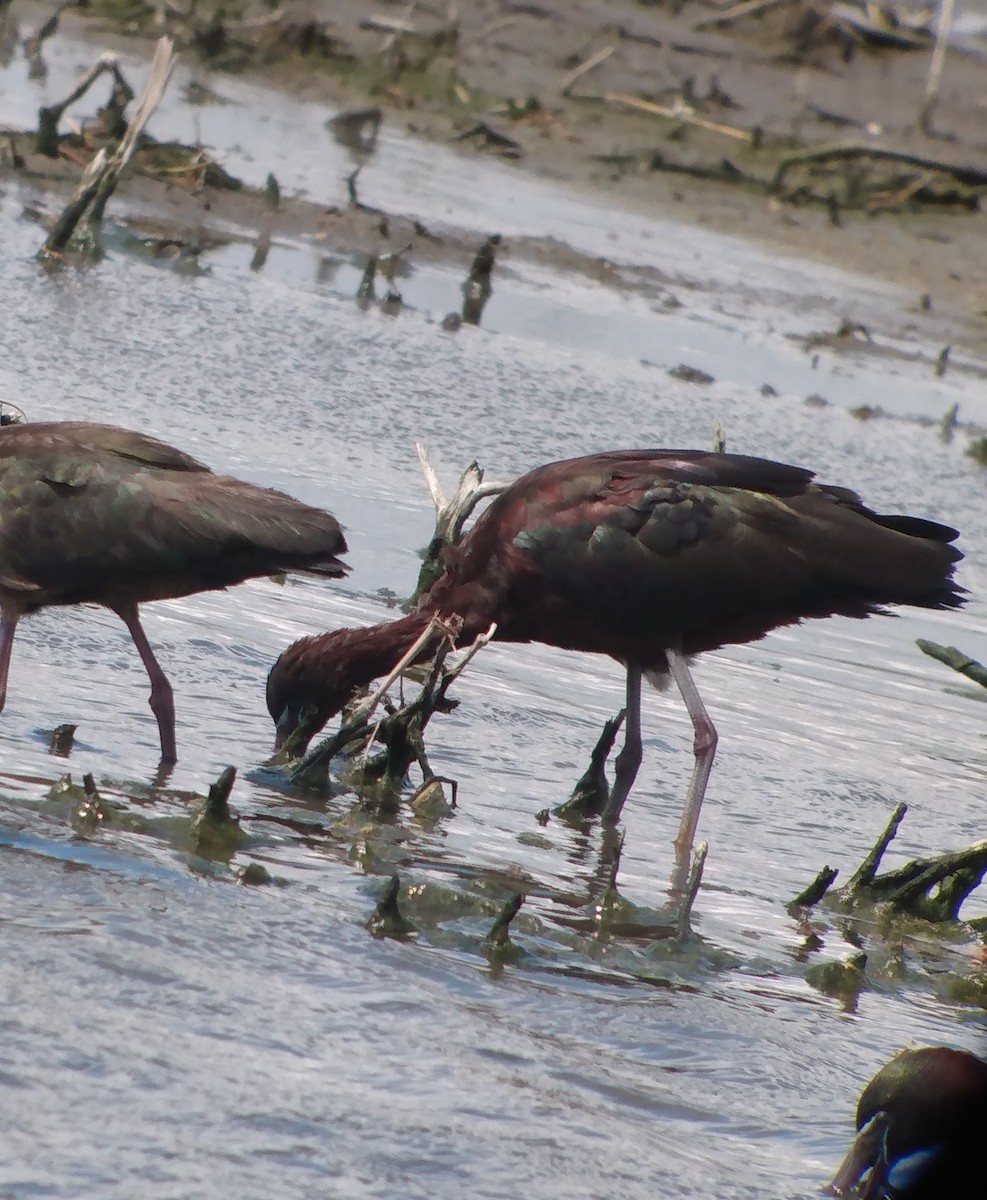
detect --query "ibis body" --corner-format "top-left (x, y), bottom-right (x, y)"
top-left (267, 449), bottom-right (963, 850)
top-left (0, 421), bottom-right (347, 761)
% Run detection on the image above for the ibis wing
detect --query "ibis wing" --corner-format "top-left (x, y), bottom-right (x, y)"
top-left (0, 428), bottom-right (345, 607)
top-left (0, 421), bottom-right (210, 473)
top-left (448, 452), bottom-right (961, 658)
top-left (503, 474), bottom-right (822, 643)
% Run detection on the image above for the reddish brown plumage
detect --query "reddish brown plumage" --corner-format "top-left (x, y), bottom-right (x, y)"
top-left (267, 448), bottom-right (963, 849)
top-left (0, 420), bottom-right (347, 761)
top-left (269, 450), bottom-right (962, 730)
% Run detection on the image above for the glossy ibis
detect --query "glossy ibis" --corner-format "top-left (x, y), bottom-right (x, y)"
top-left (0, 421), bottom-right (347, 762)
top-left (828, 1046), bottom-right (987, 1198)
top-left (267, 449), bottom-right (963, 854)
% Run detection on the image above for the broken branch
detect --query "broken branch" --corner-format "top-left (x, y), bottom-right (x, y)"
top-left (599, 91), bottom-right (753, 141)
top-left (559, 44), bottom-right (615, 97)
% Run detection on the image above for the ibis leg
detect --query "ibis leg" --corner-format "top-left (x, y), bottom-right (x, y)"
top-left (0, 612), bottom-right (18, 712)
top-left (112, 603), bottom-right (177, 763)
top-left (667, 648), bottom-right (718, 860)
top-left (602, 665), bottom-right (643, 825)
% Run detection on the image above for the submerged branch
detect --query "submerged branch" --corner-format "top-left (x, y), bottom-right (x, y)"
top-left (795, 803), bottom-right (987, 921)
top-left (553, 709), bottom-right (626, 821)
top-left (366, 874), bottom-right (417, 938)
top-left (917, 638), bottom-right (987, 690)
top-left (789, 865), bottom-right (839, 909)
top-left (845, 801), bottom-right (907, 891)
top-left (676, 840), bottom-right (708, 940)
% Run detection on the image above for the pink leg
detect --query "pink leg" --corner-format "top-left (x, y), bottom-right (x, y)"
top-left (667, 647), bottom-right (718, 865)
top-left (0, 610), bottom-right (19, 712)
top-left (112, 603), bottom-right (177, 763)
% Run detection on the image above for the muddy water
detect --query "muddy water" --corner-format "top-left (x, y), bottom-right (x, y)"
top-left (1, 32), bottom-right (987, 1200)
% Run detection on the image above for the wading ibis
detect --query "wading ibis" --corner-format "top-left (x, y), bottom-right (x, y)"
top-left (829, 1046), bottom-right (987, 1198)
top-left (0, 421), bottom-right (347, 762)
top-left (267, 449), bottom-right (963, 854)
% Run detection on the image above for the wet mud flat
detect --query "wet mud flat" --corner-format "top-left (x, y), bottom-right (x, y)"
top-left (2, 0), bottom-right (987, 344)
top-left (6, 0), bottom-right (987, 443)
top-left (48, 0), bottom-right (987, 338)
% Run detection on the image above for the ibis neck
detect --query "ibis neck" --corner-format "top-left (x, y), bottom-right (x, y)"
top-left (302, 609), bottom-right (437, 692)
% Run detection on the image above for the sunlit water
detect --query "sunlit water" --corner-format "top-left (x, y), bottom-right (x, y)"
top-left (0, 23), bottom-right (986, 1200)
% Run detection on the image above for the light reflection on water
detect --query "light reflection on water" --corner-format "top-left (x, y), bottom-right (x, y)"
top-left (0, 34), bottom-right (986, 1200)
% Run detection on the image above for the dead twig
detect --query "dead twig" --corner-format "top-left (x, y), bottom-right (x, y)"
top-left (415, 445), bottom-right (508, 531)
top-left (350, 615), bottom-right (457, 728)
top-left (345, 163), bottom-right (385, 215)
top-left (326, 106), bottom-right (383, 155)
top-left (41, 38), bottom-right (177, 257)
top-left (938, 402), bottom-right (959, 441)
top-left (374, 0), bottom-right (419, 56)
top-left (793, 802), bottom-right (987, 921)
top-left (828, 2), bottom-right (933, 48)
top-left (90, 38), bottom-right (176, 222)
top-left (366, 875), bottom-right (417, 938)
top-left (461, 232), bottom-right (499, 326)
top-left (40, 147), bottom-right (108, 255)
top-left (36, 50), bottom-right (135, 157)
top-left (291, 615), bottom-right (454, 783)
top-left (694, 0), bottom-right (794, 30)
top-left (222, 7), bottom-right (288, 32)
top-left (598, 91), bottom-right (753, 141)
top-left (839, 802), bottom-right (987, 919)
top-left (553, 710), bottom-right (626, 820)
top-left (367, 12), bottom-right (418, 41)
top-left (484, 893), bottom-right (525, 949)
top-left (454, 121), bottom-right (522, 157)
top-left (411, 445), bottom-right (509, 602)
top-left (920, 0), bottom-right (955, 136)
top-left (771, 143), bottom-right (987, 195)
top-left (559, 44), bottom-right (615, 97)
top-left (23, 0), bottom-right (70, 60)
top-left (845, 801), bottom-right (907, 891)
top-left (866, 842), bottom-right (987, 920)
top-left (293, 621), bottom-right (496, 795)
top-left (460, 15), bottom-right (524, 52)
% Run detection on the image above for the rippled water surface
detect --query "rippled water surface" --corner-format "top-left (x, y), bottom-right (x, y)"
top-left (1, 28), bottom-right (986, 1200)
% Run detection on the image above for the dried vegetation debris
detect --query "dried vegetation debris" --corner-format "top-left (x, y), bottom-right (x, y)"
top-left (46, 0), bottom-right (987, 221)
top-left (2, 0), bottom-right (986, 314)
top-left (1, 32), bottom-right (523, 304)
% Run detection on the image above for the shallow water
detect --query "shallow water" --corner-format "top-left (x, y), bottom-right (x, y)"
top-left (1, 27), bottom-right (987, 1200)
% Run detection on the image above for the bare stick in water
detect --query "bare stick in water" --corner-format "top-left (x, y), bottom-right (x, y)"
top-left (920, 0), bottom-right (956, 135)
top-left (41, 38), bottom-right (177, 256)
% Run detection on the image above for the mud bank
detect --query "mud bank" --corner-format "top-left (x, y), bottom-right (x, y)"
top-left (43, 0), bottom-right (985, 335)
